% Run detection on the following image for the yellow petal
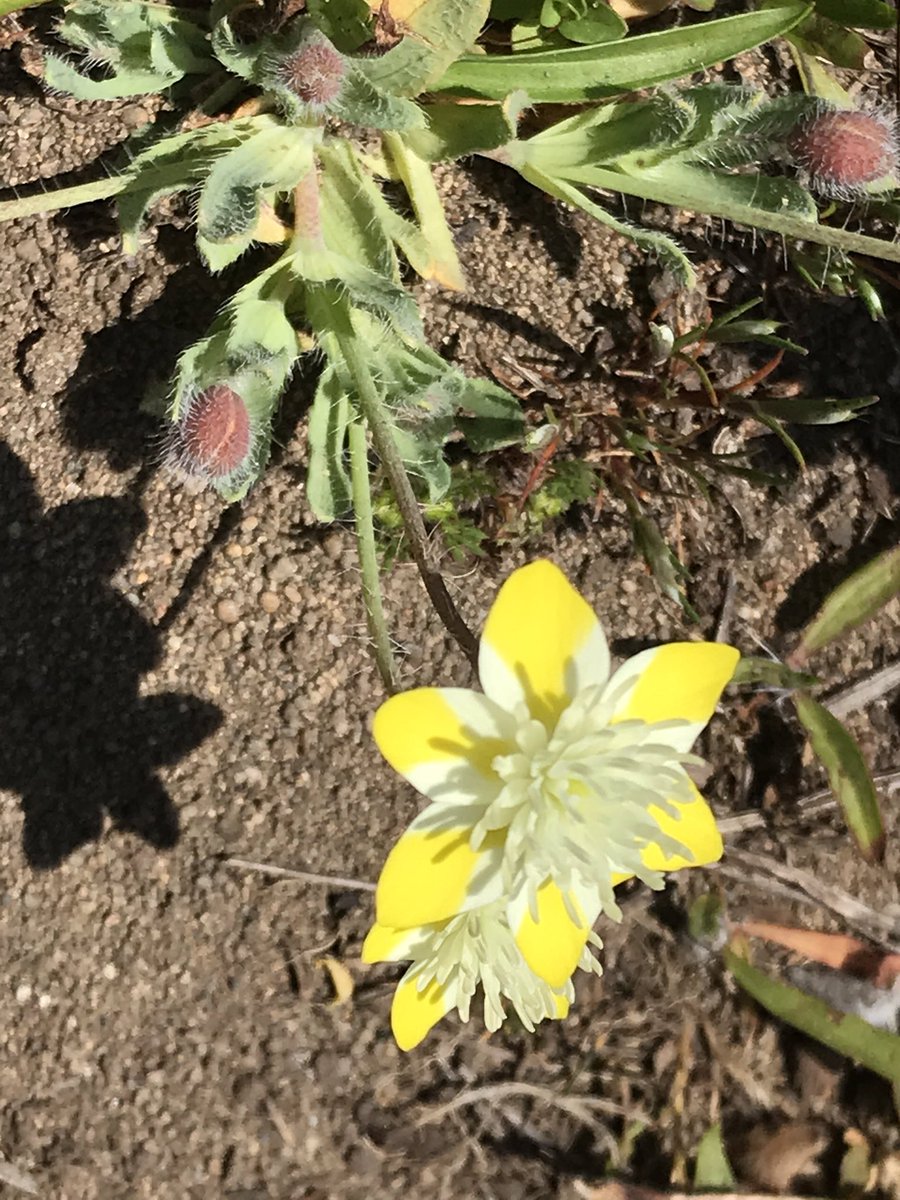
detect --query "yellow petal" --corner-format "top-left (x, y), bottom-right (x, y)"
top-left (373, 687), bottom-right (511, 802)
top-left (391, 974), bottom-right (453, 1051)
top-left (479, 561), bottom-right (609, 728)
top-left (509, 879), bottom-right (599, 989)
top-left (375, 805), bottom-right (504, 929)
top-left (552, 991), bottom-right (571, 1020)
top-left (642, 781), bottom-right (723, 872)
top-left (608, 642), bottom-right (739, 751)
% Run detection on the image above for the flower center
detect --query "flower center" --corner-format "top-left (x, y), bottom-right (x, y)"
top-left (473, 684), bottom-right (698, 920)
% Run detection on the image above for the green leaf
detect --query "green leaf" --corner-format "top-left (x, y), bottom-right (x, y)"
top-left (407, 92), bottom-right (525, 162)
top-left (44, 0), bottom-right (212, 98)
top-left (317, 140), bottom-right (398, 278)
top-left (789, 14), bottom-right (868, 68)
top-left (455, 376), bottom-right (525, 450)
top-left (435, 4), bottom-right (813, 101)
top-left (117, 122), bottom-right (244, 253)
top-left (523, 93), bottom-right (697, 173)
top-left (629, 507), bottom-right (698, 618)
top-left (814, 0), bottom-right (895, 27)
top-left (332, 67), bottom-right (426, 132)
top-left (725, 948), bottom-right (900, 1082)
top-left (307, 365), bottom-right (353, 520)
top-left (794, 692), bottom-right (885, 863)
top-left (197, 124), bottom-right (315, 243)
top-left (694, 1124), bottom-right (736, 1191)
top-left (44, 56), bottom-right (181, 99)
top-left (519, 163), bottom-right (695, 287)
top-left (731, 656), bottom-right (818, 690)
top-left (548, 0), bottom-right (627, 45)
top-left (383, 132), bottom-right (466, 289)
top-left (799, 544), bottom-right (900, 655)
top-left (358, 0), bottom-right (491, 96)
top-left (307, 0), bottom-right (372, 50)
top-left (687, 893), bottom-right (727, 946)
top-left (528, 154), bottom-right (900, 265)
top-left (0, 173), bottom-right (127, 221)
top-left (749, 394), bottom-right (878, 425)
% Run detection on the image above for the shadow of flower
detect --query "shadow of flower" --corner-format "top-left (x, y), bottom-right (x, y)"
top-left (0, 442), bottom-right (221, 867)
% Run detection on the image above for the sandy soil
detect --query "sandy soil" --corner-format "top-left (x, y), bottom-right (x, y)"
top-left (1, 24), bottom-right (900, 1200)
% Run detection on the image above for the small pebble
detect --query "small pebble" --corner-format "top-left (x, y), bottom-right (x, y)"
top-left (216, 598), bottom-right (241, 624)
top-left (321, 531), bottom-right (343, 560)
top-left (259, 591), bottom-right (280, 614)
top-left (268, 556), bottom-right (295, 584)
top-left (15, 237), bottom-right (41, 265)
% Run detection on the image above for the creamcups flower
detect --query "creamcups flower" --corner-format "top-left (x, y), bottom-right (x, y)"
top-left (363, 560), bottom-right (738, 1050)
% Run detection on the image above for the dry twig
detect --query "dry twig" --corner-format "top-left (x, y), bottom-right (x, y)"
top-left (224, 857), bottom-right (376, 891)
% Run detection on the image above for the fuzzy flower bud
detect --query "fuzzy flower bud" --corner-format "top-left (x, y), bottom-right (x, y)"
top-left (169, 384), bottom-right (252, 483)
top-left (275, 30), bottom-right (347, 111)
top-left (788, 105), bottom-right (899, 198)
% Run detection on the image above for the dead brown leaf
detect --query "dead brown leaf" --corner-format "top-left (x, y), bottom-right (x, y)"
top-left (735, 1121), bottom-right (828, 1193)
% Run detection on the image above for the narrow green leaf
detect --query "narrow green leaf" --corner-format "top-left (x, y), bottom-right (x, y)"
top-left (693, 1124), bottom-right (736, 1191)
top-left (518, 163), bottom-right (695, 286)
top-left (44, 56), bottom-right (180, 100)
top-left (725, 948), bottom-right (900, 1082)
top-left (731, 655), bottom-right (818, 690)
top-left (383, 132), bottom-right (466, 289)
top-left (751, 410), bottom-right (806, 470)
top-left (800, 544), bottom-right (900, 654)
top-left (749, 394), bottom-right (878, 425)
top-left (0, 174), bottom-right (126, 221)
top-left (436, 4), bottom-right (812, 101)
top-left (794, 692), bottom-right (885, 863)
top-left (528, 156), bottom-right (900, 264)
top-left (306, 365), bottom-right (353, 520)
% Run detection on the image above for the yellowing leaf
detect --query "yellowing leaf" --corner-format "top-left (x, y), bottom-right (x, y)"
top-left (316, 956), bottom-right (355, 1006)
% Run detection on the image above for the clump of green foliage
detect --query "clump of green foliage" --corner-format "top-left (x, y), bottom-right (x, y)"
top-left (1, 0), bottom-right (898, 683)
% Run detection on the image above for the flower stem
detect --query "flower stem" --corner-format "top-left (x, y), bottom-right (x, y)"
top-left (348, 417), bottom-right (398, 693)
top-left (334, 313), bottom-right (479, 672)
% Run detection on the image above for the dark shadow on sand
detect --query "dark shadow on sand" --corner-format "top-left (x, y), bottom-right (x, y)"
top-left (0, 441), bottom-right (221, 867)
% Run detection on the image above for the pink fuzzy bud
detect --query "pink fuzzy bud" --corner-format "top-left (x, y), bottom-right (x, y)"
top-left (172, 384), bottom-right (252, 481)
top-left (788, 107), bottom-right (898, 197)
top-left (277, 33), bottom-right (347, 109)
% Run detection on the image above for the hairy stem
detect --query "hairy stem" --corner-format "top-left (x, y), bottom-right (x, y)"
top-left (333, 305), bottom-right (479, 672)
top-left (348, 418), bottom-right (398, 694)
